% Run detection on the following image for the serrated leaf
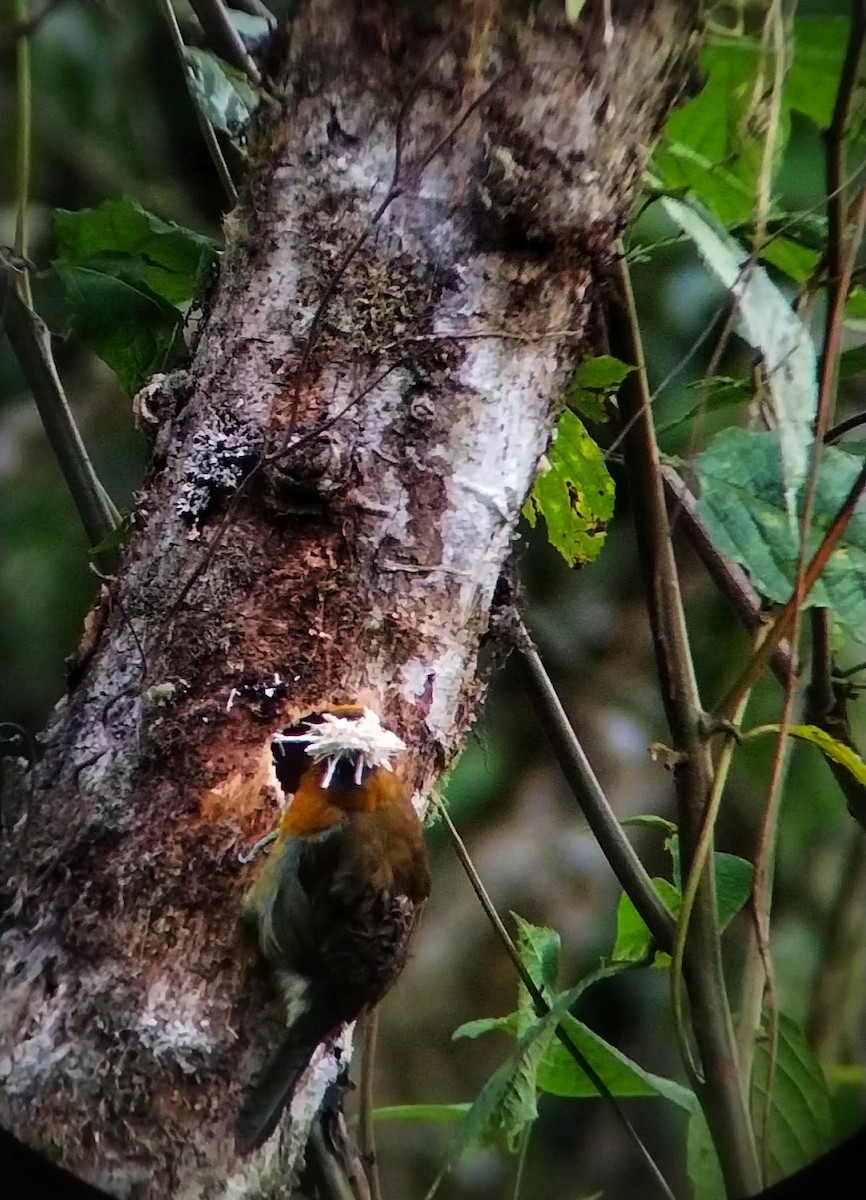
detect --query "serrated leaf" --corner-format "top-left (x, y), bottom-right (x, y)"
top-left (185, 46), bottom-right (258, 137)
top-left (751, 1014), bottom-right (834, 1182)
top-left (53, 198), bottom-right (217, 306)
top-left (453, 1014), bottom-right (517, 1041)
top-left (567, 354), bottom-right (634, 422)
top-left (749, 724), bottom-right (866, 786)
top-left (456, 1013), bottom-right (558, 1153)
top-left (536, 1011), bottom-right (696, 1110)
top-left (662, 200), bottom-right (816, 522)
top-left (694, 428), bottom-right (866, 641)
top-left (515, 917), bottom-right (560, 1031)
top-left (523, 410), bottom-right (615, 566)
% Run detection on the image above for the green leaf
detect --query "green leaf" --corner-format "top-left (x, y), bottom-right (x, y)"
top-left (687, 1108), bottom-right (726, 1200)
top-left (514, 916), bottom-right (560, 1031)
top-left (751, 1013), bottom-right (834, 1183)
top-left (453, 1014), bottom-right (517, 1040)
top-left (564, 0), bottom-right (587, 22)
top-left (620, 814), bottom-right (678, 836)
top-left (523, 410), bottom-right (615, 566)
top-left (185, 46), bottom-right (258, 137)
top-left (694, 428), bottom-right (866, 642)
top-left (612, 853), bottom-right (752, 967)
top-left (53, 198), bottom-right (217, 306)
top-left (786, 18), bottom-right (852, 128)
top-left (612, 878), bottom-right (679, 966)
top-left (656, 375), bottom-right (751, 438)
top-left (374, 1104), bottom-right (471, 1123)
top-left (535, 1011), bottom-right (696, 1111)
top-left (567, 354), bottom-right (634, 422)
top-left (846, 287), bottom-right (866, 327)
top-left (50, 199), bottom-right (218, 394)
top-left (661, 200), bottom-right (817, 522)
top-left (759, 236), bottom-right (821, 285)
top-left (652, 41), bottom-right (771, 226)
top-left (51, 262), bottom-right (184, 395)
top-left (456, 1013), bottom-right (559, 1153)
top-left (748, 724), bottom-right (866, 786)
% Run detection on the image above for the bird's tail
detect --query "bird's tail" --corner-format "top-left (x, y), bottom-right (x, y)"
top-left (236, 1005), bottom-right (341, 1153)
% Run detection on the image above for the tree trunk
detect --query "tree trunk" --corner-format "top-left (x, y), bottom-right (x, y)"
top-left (0, 2), bottom-right (699, 1196)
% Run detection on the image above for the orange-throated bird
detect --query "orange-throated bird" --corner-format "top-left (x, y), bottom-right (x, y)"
top-left (236, 705), bottom-right (430, 1152)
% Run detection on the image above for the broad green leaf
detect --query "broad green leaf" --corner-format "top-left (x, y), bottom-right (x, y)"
top-left (839, 345), bottom-right (866, 381)
top-left (620, 814), bottom-right (678, 836)
top-left (612, 878), bottom-right (679, 966)
top-left (656, 375), bottom-right (751, 438)
top-left (751, 1014), bottom-right (834, 1182)
top-left (523, 410), bottom-right (615, 566)
top-left (694, 428), bottom-right (866, 641)
top-left (536, 1011), bottom-right (696, 1111)
top-left (747, 725), bottom-right (866, 786)
top-left (51, 262), bottom-right (184, 395)
top-left (687, 1108), bottom-right (726, 1200)
top-left (567, 354), bottom-right (634, 423)
top-left (374, 1103), bottom-right (471, 1123)
top-left (53, 198), bottom-right (217, 306)
top-left (759, 236), bottom-right (821, 285)
top-left (662, 200), bottom-right (816, 522)
top-left (185, 46), bottom-right (258, 137)
top-left (653, 41), bottom-right (772, 226)
top-left (786, 18), bottom-right (852, 128)
top-left (613, 854), bottom-right (753, 967)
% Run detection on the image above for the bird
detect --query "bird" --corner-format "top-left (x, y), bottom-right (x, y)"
top-left (236, 704), bottom-right (430, 1153)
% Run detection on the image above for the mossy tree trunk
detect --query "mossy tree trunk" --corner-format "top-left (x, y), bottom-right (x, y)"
top-left (0, 2), bottom-right (698, 1196)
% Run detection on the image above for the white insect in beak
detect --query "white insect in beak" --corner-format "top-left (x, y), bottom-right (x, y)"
top-left (272, 708), bottom-right (406, 791)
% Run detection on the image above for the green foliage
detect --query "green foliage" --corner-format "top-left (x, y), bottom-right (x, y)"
top-left (50, 199), bottom-right (218, 394)
top-left (612, 833), bottom-right (753, 968)
top-left (688, 1013), bottom-right (834, 1197)
top-left (566, 354), bottom-right (634, 423)
top-left (694, 429), bottom-right (866, 641)
top-left (523, 410), bottom-right (615, 566)
top-left (746, 724), bottom-right (866, 787)
top-left (447, 919), bottom-right (695, 1160)
top-left (185, 47), bottom-right (258, 139)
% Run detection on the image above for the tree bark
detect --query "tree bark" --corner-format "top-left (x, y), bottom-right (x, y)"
top-left (0, 2), bottom-right (699, 1196)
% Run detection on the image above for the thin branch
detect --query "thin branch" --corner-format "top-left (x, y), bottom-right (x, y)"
top-left (159, 0), bottom-right (239, 208)
top-left (357, 1013), bottom-right (384, 1200)
top-left (514, 619), bottom-right (674, 951)
top-left (439, 804), bottom-right (678, 1200)
top-left (0, 274), bottom-right (121, 557)
top-left (806, 829), bottom-right (866, 1059)
top-left (610, 252), bottom-right (760, 1198)
top-left (14, 0), bottom-right (33, 308)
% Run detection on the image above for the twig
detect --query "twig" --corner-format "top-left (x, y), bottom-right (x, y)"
top-left (806, 829), bottom-right (866, 1059)
top-left (610, 251), bottom-right (760, 1197)
top-left (188, 0), bottom-right (261, 83)
top-left (0, 275), bottom-right (121, 557)
top-left (14, 0), bottom-right (33, 308)
top-left (514, 618), bottom-right (674, 951)
top-left (159, 0), bottom-right (239, 208)
top-left (358, 1012), bottom-right (384, 1200)
top-left (439, 804), bottom-right (678, 1200)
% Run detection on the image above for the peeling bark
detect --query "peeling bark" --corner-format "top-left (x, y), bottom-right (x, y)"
top-left (0, 2), bottom-right (699, 1196)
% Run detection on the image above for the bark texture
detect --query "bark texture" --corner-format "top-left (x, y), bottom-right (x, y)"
top-left (0, 2), bottom-right (699, 1196)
